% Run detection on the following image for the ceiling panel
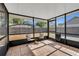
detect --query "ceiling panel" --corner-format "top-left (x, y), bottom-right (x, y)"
top-left (5, 3), bottom-right (79, 19)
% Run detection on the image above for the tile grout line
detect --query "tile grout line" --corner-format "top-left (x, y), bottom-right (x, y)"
top-left (58, 49), bottom-right (72, 56)
top-left (31, 41), bottom-right (57, 56)
top-left (31, 41), bottom-right (50, 51)
top-left (47, 49), bottom-right (58, 56)
top-left (40, 41), bottom-right (58, 56)
top-left (48, 44), bottom-right (71, 56)
top-left (53, 46), bottom-right (72, 56)
top-left (30, 45), bottom-right (47, 56)
top-left (40, 42), bottom-right (60, 56)
top-left (31, 44), bottom-right (46, 51)
top-left (40, 41), bottom-right (47, 45)
top-left (47, 44), bottom-right (62, 56)
top-left (40, 42), bottom-right (58, 56)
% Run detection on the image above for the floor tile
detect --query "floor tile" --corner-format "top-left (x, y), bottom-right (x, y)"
top-left (54, 45), bottom-right (62, 49)
top-left (50, 50), bottom-right (69, 56)
top-left (32, 45), bottom-right (56, 56)
top-left (41, 40), bottom-right (55, 44)
top-left (60, 47), bottom-right (79, 56)
top-left (28, 42), bottom-right (45, 50)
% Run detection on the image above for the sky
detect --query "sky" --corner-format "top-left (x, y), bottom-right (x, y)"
top-left (50, 11), bottom-right (79, 26)
top-left (57, 11), bottom-right (79, 24)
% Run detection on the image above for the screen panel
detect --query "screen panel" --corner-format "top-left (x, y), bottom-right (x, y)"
top-left (9, 14), bottom-right (33, 41)
top-left (34, 18), bottom-right (47, 38)
top-left (49, 19), bottom-right (55, 39)
top-left (0, 4), bottom-right (8, 56)
top-left (66, 11), bottom-right (79, 42)
top-left (56, 15), bottom-right (65, 39)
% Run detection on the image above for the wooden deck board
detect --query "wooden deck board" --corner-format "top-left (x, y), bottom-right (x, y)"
top-left (6, 44), bottom-right (34, 56)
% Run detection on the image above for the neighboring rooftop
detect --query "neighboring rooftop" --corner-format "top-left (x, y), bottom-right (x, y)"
top-left (67, 17), bottom-right (79, 24)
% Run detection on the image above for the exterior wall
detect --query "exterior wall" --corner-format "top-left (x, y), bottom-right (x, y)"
top-left (9, 26), bottom-right (79, 35)
top-left (9, 26), bottom-right (47, 34)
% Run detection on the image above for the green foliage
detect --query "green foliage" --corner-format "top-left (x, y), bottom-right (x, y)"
top-left (12, 18), bottom-right (23, 25)
top-left (36, 21), bottom-right (46, 28)
top-left (58, 23), bottom-right (63, 25)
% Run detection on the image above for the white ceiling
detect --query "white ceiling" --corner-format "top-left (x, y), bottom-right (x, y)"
top-left (5, 3), bottom-right (79, 19)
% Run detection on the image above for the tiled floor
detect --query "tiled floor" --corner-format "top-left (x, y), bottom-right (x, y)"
top-left (28, 42), bottom-right (45, 50)
top-left (41, 40), bottom-right (55, 44)
top-left (60, 47), bottom-right (79, 56)
top-left (54, 45), bottom-right (62, 49)
top-left (32, 45), bottom-right (56, 56)
top-left (49, 50), bottom-right (69, 56)
top-left (6, 39), bottom-right (79, 56)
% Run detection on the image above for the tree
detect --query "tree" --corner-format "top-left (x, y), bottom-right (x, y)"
top-left (12, 18), bottom-right (23, 25)
top-left (36, 21), bottom-right (46, 28)
top-left (36, 21), bottom-right (46, 37)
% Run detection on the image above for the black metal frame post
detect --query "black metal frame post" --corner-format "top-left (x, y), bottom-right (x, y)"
top-left (64, 14), bottom-right (67, 44)
top-left (55, 17), bottom-right (57, 39)
top-left (47, 20), bottom-right (49, 38)
top-left (64, 14), bottom-right (66, 39)
top-left (7, 13), bottom-right (9, 42)
top-left (33, 17), bottom-right (35, 38)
